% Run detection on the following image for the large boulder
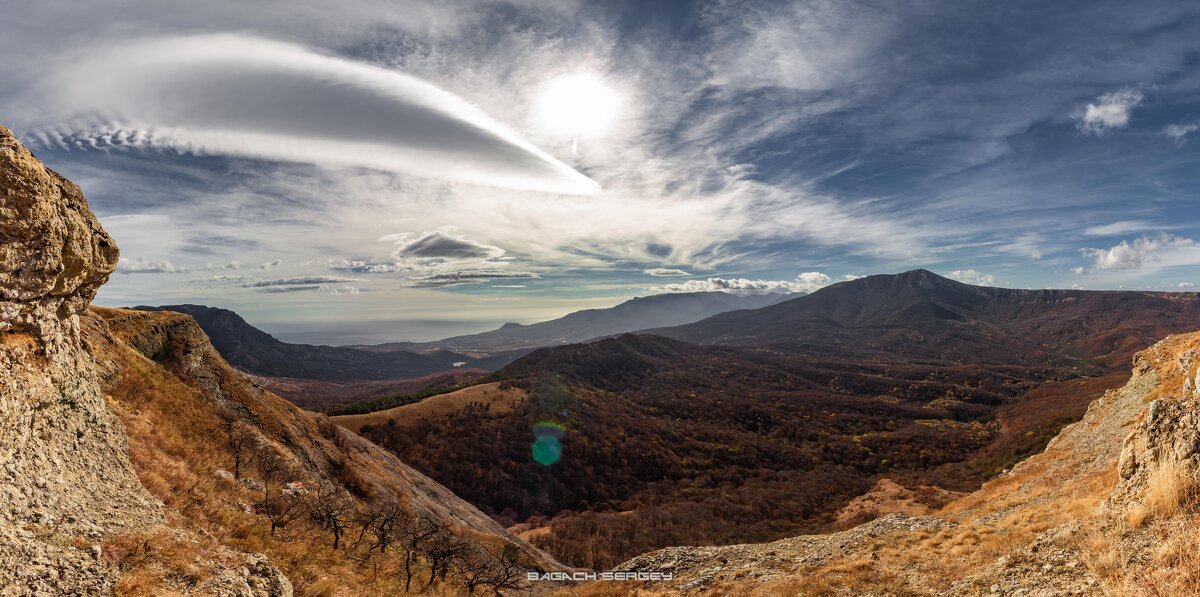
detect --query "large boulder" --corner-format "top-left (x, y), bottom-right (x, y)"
top-left (0, 124), bottom-right (119, 350)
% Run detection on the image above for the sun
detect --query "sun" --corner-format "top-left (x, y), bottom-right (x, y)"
top-left (533, 73), bottom-right (621, 141)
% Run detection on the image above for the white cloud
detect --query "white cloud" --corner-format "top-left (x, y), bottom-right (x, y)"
top-left (842, 274), bottom-right (865, 281)
top-left (327, 259), bottom-right (399, 274)
top-left (1080, 233), bottom-right (1195, 270)
top-left (1179, 282), bottom-right (1196, 289)
top-left (388, 228), bottom-right (506, 262)
top-left (1083, 221), bottom-right (1159, 236)
top-left (1164, 122), bottom-right (1200, 146)
top-left (23, 34), bottom-right (598, 195)
top-left (203, 261), bottom-right (241, 271)
top-left (117, 258), bottom-right (187, 274)
top-left (944, 269), bottom-right (996, 286)
top-left (259, 259), bottom-right (282, 270)
top-left (1076, 88), bottom-right (1144, 135)
top-left (657, 272), bottom-right (831, 295)
top-left (404, 271), bottom-right (539, 287)
top-left (643, 268), bottom-right (691, 277)
top-left (794, 272), bottom-right (834, 292)
top-left (244, 276), bottom-right (358, 288)
top-left (319, 284), bottom-right (361, 295)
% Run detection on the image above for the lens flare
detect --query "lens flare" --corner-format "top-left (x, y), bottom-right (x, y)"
top-left (532, 421), bottom-right (566, 465)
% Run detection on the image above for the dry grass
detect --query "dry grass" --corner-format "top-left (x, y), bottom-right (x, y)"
top-left (332, 381), bottom-right (526, 432)
top-left (88, 312), bottom-right (497, 596)
top-left (1124, 504), bottom-right (1149, 529)
top-left (1144, 460), bottom-right (1200, 519)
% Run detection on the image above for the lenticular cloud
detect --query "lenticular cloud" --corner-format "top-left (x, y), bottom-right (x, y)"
top-left (24, 34), bottom-right (599, 195)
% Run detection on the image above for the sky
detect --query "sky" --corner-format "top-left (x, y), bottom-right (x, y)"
top-left (2, 0), bottom-right (1199, 343)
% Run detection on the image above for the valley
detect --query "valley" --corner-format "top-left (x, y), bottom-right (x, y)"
top-left (346, 271), bottom-right (1200, 569)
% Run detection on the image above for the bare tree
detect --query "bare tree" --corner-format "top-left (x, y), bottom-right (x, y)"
top-left (398, 514), bottom-right (441, 592)
top-left (420, 528), bottom-right (472, 589)
top-left (255, 454), bottom-right (309, 537)
top-left (308, 483), bottom-right (353, 550)
top-left (365, 500), bottom-right (408, 556)
top-left (452, 545), bottom-right (526, 595)
top-left (220, 418), bottom-right (256, 479)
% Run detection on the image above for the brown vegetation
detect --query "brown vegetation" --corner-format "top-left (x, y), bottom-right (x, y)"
top-left (86, 306), bottom-right (559, 594)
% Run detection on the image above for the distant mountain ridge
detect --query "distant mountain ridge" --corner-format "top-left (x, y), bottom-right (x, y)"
top-left (652, 269), bottom-right (1200, 367)
top-left (349, 291), bottom-right (793, 355)
top-left (135, 291), bottom-right (792, 384)
top-left (134, 304), bottom-right (477, 381)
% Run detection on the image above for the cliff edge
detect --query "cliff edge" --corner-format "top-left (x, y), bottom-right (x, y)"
top-left (1, 125), bottom-right (163, 593)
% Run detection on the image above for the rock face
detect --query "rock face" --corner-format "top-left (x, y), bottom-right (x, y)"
top-left (1111, 340), bottom-right (1200, 507)
top-left (0, 125), bottom-right (161, 594)
top-left (0, 125), bottom-right (119, 349)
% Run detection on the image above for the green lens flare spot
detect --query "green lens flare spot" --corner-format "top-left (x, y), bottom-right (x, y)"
top-left (531, 435), bottom-right (562, 465)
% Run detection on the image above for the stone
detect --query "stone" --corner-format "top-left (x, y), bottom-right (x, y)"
top-left (0, 124), bottom-right (162, 593)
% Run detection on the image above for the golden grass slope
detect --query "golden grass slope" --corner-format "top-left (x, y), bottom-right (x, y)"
top-left (85, 307), bottom-right (564, 595)
top-left (332, 382), bottom-right (527, 433)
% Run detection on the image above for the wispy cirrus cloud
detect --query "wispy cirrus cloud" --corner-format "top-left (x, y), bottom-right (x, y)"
top-left (643, 268), bottom-right (691, 277)
top-left (244, 276), bottom-right (359, 288)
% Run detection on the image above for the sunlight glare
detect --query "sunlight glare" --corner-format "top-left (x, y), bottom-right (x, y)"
top-left (534, 73), bottom-right (621, 141)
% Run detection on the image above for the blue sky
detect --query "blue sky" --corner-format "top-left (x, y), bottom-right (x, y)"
top-left (2, 0), bottom-right (1199, 343)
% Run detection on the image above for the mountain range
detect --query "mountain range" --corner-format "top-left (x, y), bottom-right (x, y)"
top-left (352, 269), bottom-right (1200, 569)
top-left (348, 291), bottom-right (792, 355)
top-left (135, 292), bottom-right (794, 407)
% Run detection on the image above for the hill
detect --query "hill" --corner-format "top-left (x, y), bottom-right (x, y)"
top-left (350, 291), bottom-right (791, 356)
top-left (353, 271), bottom-right (1200, 570)
top-left (136, 304), bottom-right (479, 381)
top-left (653, 269), bottom-right (1200, 368)
top-left (0, 125), bottom-right (562, 595)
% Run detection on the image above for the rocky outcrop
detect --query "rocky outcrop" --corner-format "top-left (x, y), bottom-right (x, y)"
top-left (0, 125), bottom-right (118, 349)
top-left (1, 125), bottom-right (163, 594)
top-left (1108, 338), bottom-right (1200, 512)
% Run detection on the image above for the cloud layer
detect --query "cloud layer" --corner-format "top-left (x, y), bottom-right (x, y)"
top-left (944, 269), bottom-right (997, 286)
top-left (658, 272), bottom-right (832, 295)
top-left (22, 34), bottom-right (598, 195)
